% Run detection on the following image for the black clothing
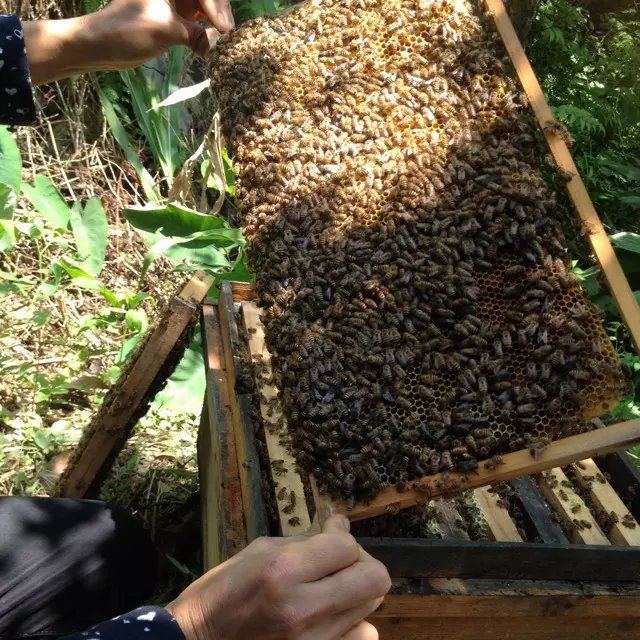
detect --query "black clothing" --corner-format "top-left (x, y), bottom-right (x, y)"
top-left (0, 15), bottom-right (36, 126)
top-left (0, 497), bottom-right (181, 640)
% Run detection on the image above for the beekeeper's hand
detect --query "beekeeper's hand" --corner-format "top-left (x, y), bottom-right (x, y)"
top-left (166, 514), bottom-right (391, 640)
top-left (23, 0), bottom-right (234, 85)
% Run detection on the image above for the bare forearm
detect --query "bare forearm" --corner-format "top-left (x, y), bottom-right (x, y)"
top-left (22, 15), bottom-right (107, 85)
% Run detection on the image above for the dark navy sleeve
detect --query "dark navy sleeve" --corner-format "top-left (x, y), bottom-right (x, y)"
top-left (0, 14), bottom-right (36, 126)
top-left (60, 606), bottom-right (186, 640)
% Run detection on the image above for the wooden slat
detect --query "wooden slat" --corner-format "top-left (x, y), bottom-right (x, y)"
top-left (358, 538), bottom-right (640, 581)
top-left (511, 476), bottom-right (569, 544)
top-left (374, 590), bottom-right (640, 618)
top-left (597, 452), bottom-right (640, 521)
top-left (334, 419), bottom-right (640, 521)
top-left (572, 458), bottom-right (640, 546)
top-left (198, 304), bottom-right (247, 569)
top-left (483, 0), bottom-right (640, 352)
top-left (241, 301), bottom-right (311, 535)
top-left (538, 468), bottom-right (609, 545)
top-left (57, 272), bottom-right (214, 498)
top-left (218, 284), bottom-right (270, 541)
top-left (369, 617), bottom-right (640, 640)
top-left (473, 487), bottom-right (523, 542)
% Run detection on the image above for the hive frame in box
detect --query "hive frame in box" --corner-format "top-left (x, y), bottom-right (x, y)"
top-left (240, 0), bottom-right (640, 524)
top-left (198, 284), bottom-right (640, 639)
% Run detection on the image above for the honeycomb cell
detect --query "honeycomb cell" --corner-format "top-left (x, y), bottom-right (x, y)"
top-left (210, 0), bottom-right (627, 502)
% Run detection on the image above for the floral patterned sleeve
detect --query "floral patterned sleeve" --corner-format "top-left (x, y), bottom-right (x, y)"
top-left (0, 14), bottom-right (36, 125)
top-left (60, 606), bottom-right (186, 640)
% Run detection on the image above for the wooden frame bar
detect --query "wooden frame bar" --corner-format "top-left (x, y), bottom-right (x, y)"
top-left (241, 301), bottom-right (311, 535)
top-left (511, 476), bottom-right (569, 544)
top-left (483, 0), bottom-right (640, 352)
top-left (57, 272), bottom-right (214, 498)
top-left (217, 283), bottom-right (270, 541)
top-left (199, 304), bottom-right (247, 569)
top-left (334, 420), bottom-right (640, 521)
top-left (359, 538), bottom-right (640, 581)
top-left (572, 458), bottom-right (640, 546)
top-left (538, 467), bottom-right (610, 545)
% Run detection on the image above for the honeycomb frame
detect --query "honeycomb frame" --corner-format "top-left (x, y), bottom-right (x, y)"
top-left (209, 0), bottom-right (628, 503)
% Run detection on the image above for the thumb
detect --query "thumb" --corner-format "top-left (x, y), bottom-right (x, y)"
top-left (322, 514), bottom-right (351, 534)
top-left (175, 17), bottom-right (213, 57)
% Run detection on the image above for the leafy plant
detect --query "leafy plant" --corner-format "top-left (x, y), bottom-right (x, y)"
top-left (529, 1), bottom-right (640, 233)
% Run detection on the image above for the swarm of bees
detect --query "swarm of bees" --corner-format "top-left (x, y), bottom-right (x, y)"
top-left (209, 0), bottom-right (627, 502)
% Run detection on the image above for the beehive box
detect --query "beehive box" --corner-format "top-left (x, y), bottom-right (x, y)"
top-left (197, 287), bottom-right (640, 640)
top-left (208, 0), bottom-right (638, 509)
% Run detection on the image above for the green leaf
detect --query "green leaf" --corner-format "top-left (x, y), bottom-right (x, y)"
top-left (0, 182), bottom-right (17, 221)
top-left (153, 329), bottom-right (205, 412)
top-left (33, 429), bottom-right (53, 453)
top-left (69, 197), bottom-right (109, 276)
top-left (31, 310), bottom-right (51, 327)
top-left (21, 175), bottom-right (71, 230)
top-left (618, 194), bottom-right (640, 208)
top-left (97, 83), bottom-right (161, 203)
top-left (59, 259), bottom-right (121, 307)
top-left (0, 220), bottom-right (16, 252)
top-left (610, 232), bottom-right (640, 254)
top-left (0, 126), bottom-right (21, 192)
top-left (125, 308), bottom-right (148, 333)
top-left (151, 79), bottom-right (211, 110)
top-left (125, 202), bottom-right (228, 236)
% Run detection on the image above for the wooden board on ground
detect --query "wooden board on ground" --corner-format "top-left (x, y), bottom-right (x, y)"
top-left (538, 467), bottom-right (609, 545)
top-left (242, 301), bottom-right (311, 536)
top-left (199, 304), bottom-right (247, 570)
top-left (474, 487), bottom-right (523, 542)
top-left (56, 272), bottom-right (214, 498)
top-left (218, 283), bottom-right (270, 542)
top-left (572, 458), bottom-right (640, 546)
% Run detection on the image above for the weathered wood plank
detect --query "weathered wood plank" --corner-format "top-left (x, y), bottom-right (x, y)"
top-left (369, 616), bottom-right (640, 640)
top-left (241, 301), bottom-right (311, 535)
top-left (483, 0), bottom-right (640, 353)
top-left (511, 476), bottom-right (569, 544)
top-left (374, 591), bottom-right (640, 617)
top-left (199, 304), bottom-right (246, 570)
top-left (218, 283), bottom-right (270, 541)
top-left (358, 538), bottom-right (640, 581)
top-left (473, 487), bottom-right (523, 542)
top-left (597, 452), bottom-right (640, 521)
top-left (57, 272), bottom-right (214, 498)
top-left (538, 468), bottom-right (609, 545)
top-left (572, 458), bottom-right (640, 546)
top-left (335, 419), bottom-right (640, 521)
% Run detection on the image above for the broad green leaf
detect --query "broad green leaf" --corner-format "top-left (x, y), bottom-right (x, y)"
top-left (151, 79), bottom-right (211, 110)
top-left (69, 197), bottom-right (109, 276)
top-left (21, 175), bottom-right (71, 230)
top-left (139, 228), bottom-right (237, 280)
top-left (610, 232), bottom-right (640, 254)
top-left (0, 182), bottom-right (17, 221)
top-left (0, 220), bottom-right (16, 252)
top-left (0, 126), bottom-right (21, 192)
top-left (33, 429), bottom-right (53, 452)
top-left (125, 202), bottom-right (228, 236)
top-left (59, 259), bottom-right (121, 307)
top-left (125, 308), bottom-right (148, 333)
top-left (153, 329), bottom-right (205, 412)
